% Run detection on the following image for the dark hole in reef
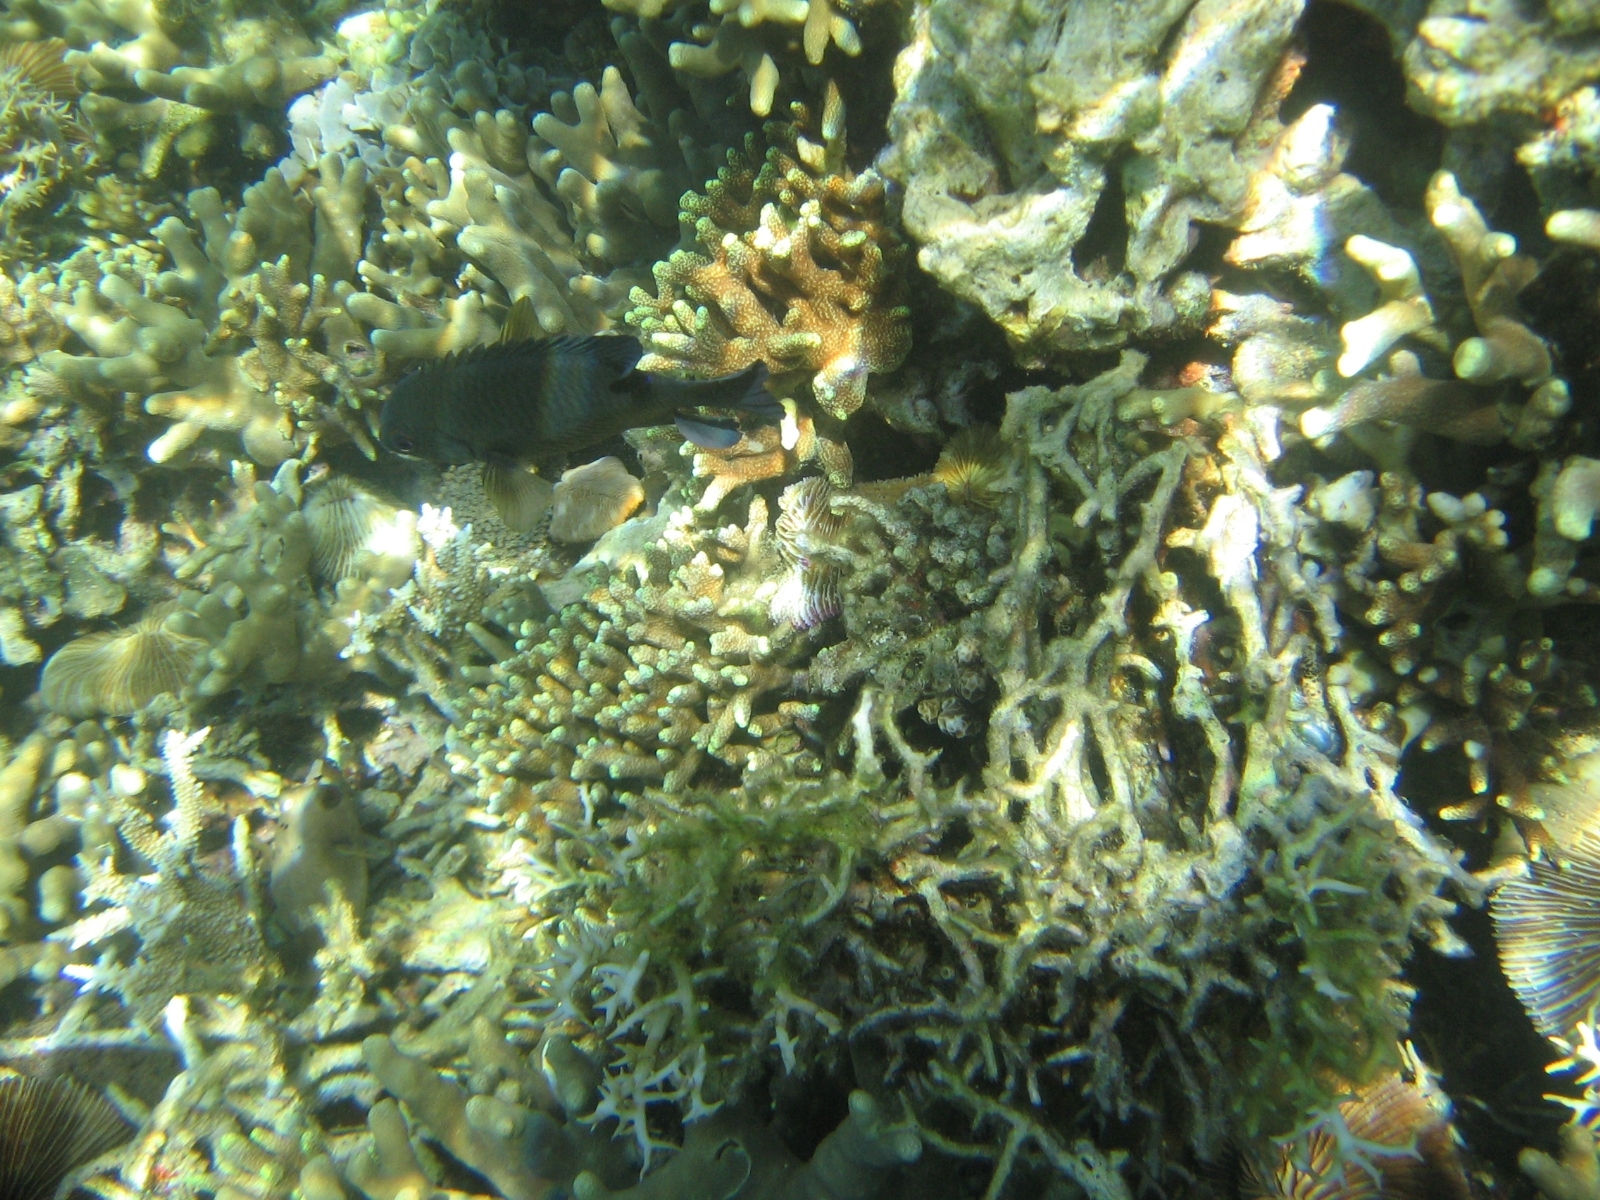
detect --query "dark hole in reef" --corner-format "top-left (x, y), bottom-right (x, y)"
top-left (516, 0), bottom-right (605, 37)
top-left (1405, 902), bottom-right (1569, 1183)
top-left (703, 973), bottom-right (756, 1019)
top-left (1491, 157), bottom-right (1553, 259)
top-left (74, 474), bottom-right (124, 543)
top-left (1522, 249), bottom-right (1600, 458)
top-left (313, 1097), bottom-right (373, 1137)
top-left (842, 409), bottom-right (941, 482)
top-left (897, 698), bottom-right (991, 786)
top-left (1072, 155), bottom-right (1130, 281)
top-left (1083, 723), bottom-right (1112, 805)
top-left (335, 702), bottom-right (385, 744)
top-left (686, 752), bottom-right (744, 794)
top-left (420, 1144), bottom-right (502, 1198)
top-left (248, 708), bottom-right (321, 774)
top-left (771, 1060), bottom-right (855, 1163)
top-left (930, 815), bottom-right (973, 858)
top-left (1175, 219), bottom-right (1236, 280)
top-left (833, 4), bottom-right (902, 170)
top-left (1285, 0), bottom-right (1446, 212)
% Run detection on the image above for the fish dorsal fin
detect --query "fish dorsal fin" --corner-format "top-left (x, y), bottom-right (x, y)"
top-left (498, 296), bottom-right (543, 345)
top-left (549, 333), bottom-right (643, 381)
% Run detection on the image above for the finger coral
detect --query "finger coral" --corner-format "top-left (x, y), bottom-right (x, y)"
top-left (1229, 172), bottom-right (1571, 458)
top-left (41, 163), bottom-right (379, 466)
top-left (626, 84), bottom-right (911, 419)
top-left (603, 0), bottom-right (879, 116)
top-left (68, 8), bottom-right (339, 176)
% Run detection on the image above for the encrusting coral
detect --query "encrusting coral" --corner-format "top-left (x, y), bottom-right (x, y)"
top-left (880, 0), bottom-right (1301, 361)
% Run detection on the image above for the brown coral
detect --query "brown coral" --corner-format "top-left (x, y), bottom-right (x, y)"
top-left (626, 86), bottom-right (910, 419)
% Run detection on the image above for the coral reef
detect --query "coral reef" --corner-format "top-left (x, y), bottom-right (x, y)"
top-left (626, 85), bottom-right (911, 419)
top-left (2, 2), bottom-right (1599, 1199)
top-left (880, 0), bottom-right (1301, 361)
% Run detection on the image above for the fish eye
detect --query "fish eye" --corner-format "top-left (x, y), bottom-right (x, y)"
top-left (390, 434), bottom-right (416, 455)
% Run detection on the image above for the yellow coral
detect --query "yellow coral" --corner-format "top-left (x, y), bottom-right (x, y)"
top-left (39, 601), bottom-right (204, 717)
top-left (933, 426), bottom-right (1011, 508)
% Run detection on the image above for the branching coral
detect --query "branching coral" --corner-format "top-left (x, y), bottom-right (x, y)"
top-left (1220, 171), bottom-right (1570, 462)
top-left (447, 354), bottom-right (1472, 1200)
top-left (348, 21), bottom-right (728, 359)
top-left (41, 162), bottom-right (380, 465)
top-left (449, 489), bottom-right (813, 802)
top-left (602, 0), bottom-right (881, 116)
top-left (67, 6), bottom-right (340, 174)
top-left (626, 85), bottom-right (910, 419)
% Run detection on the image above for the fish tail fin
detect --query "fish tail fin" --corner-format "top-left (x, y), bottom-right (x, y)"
top-left (728, 362), bottom-right (783, 426)
top-left (654, 362), bottom-right (784, 426)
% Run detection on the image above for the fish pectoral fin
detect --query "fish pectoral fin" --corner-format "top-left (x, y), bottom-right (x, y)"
top-left (497, 296), bottom-right (543, 344)
top-left (676, 414), bottom-right (743, 450)
top-left (482, 461), bottom-right (554, 532)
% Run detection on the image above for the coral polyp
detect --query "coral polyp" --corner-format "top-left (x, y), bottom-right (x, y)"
top-left (933, 425), bottom-right (1011, 508)
top-left (38, 601), bottom-right (204, 716)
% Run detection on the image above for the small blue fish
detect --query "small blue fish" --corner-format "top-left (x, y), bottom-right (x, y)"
top-left (379, 298), bottom-right (782, 529)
